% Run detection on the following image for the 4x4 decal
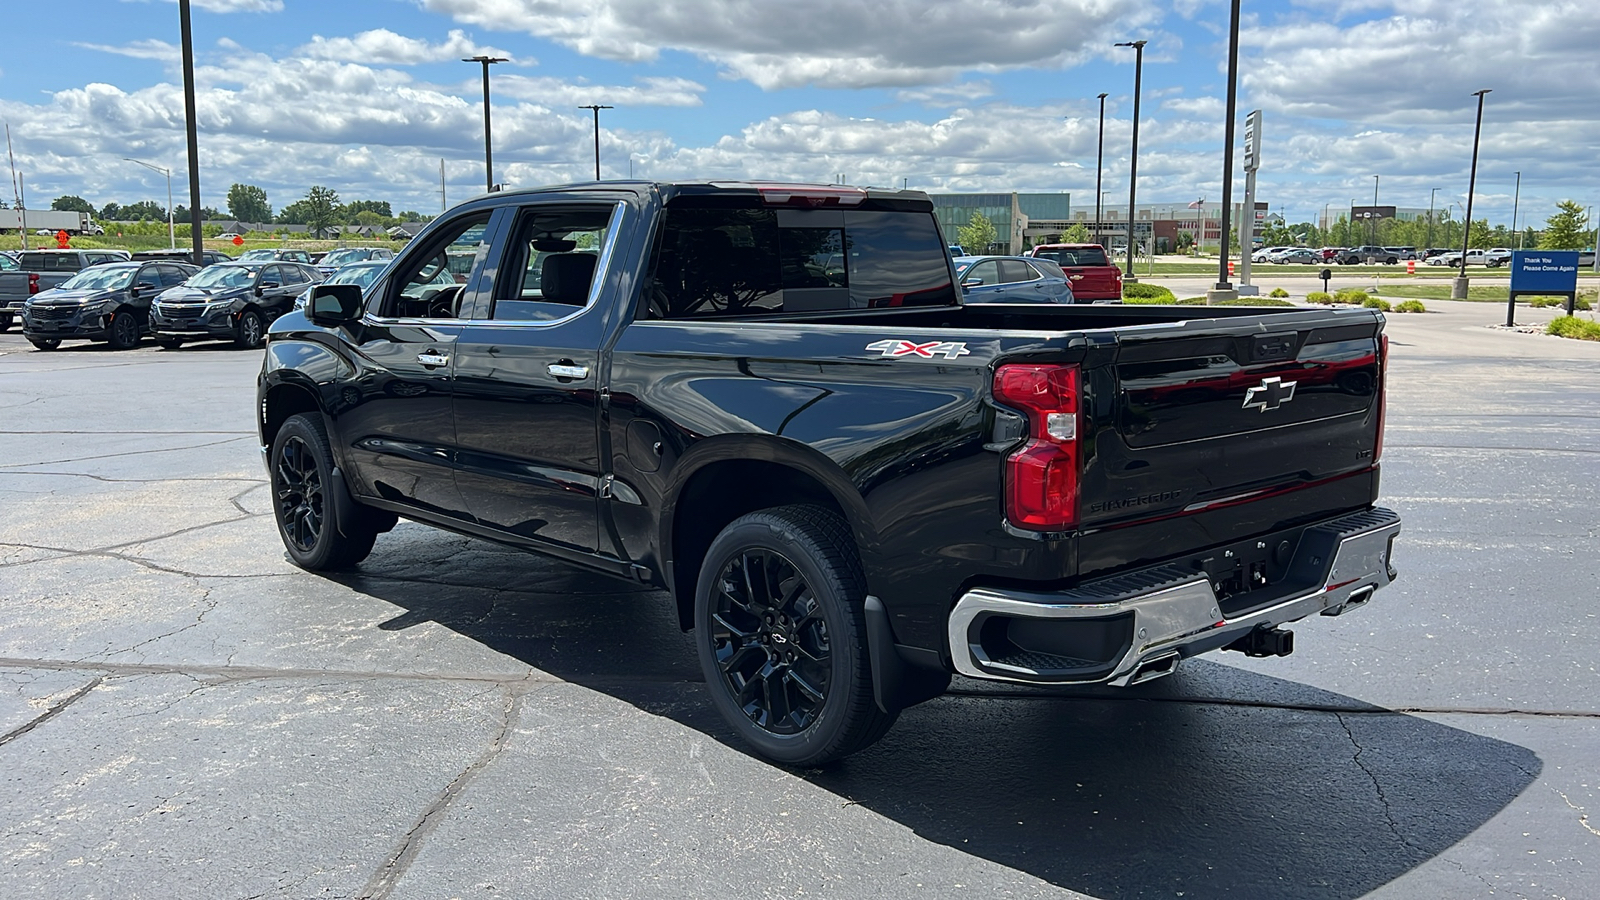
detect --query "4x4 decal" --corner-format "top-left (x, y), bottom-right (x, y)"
top-left (866, 339), bottom-right (971, 360)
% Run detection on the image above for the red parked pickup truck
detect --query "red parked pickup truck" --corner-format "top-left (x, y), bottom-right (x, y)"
top-left (1025, 243), bottom-right (1123, 302)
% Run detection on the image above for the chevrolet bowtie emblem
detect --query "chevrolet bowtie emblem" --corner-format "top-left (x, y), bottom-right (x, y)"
top-left (1242, 376), bottom-right (1297, 412)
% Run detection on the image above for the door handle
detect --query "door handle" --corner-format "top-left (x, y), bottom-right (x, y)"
top-left (547, 363), bottom-right (589, 380)
top-left (416, 350), bottom-right (450, 368)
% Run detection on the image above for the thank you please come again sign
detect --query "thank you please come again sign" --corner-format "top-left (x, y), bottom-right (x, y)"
top-left (1511, 250), bottom-right (1579, 293)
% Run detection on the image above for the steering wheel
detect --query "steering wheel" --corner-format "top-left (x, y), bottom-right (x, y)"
top-left (425, 285), bottom-right (463, 319)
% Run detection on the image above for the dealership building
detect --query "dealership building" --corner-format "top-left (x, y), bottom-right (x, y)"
top-left (931, 193), bottom-right (1279, 254)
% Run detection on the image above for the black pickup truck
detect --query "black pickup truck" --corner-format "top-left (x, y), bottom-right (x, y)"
top-left (260, 181), bottom-right (1400, 765)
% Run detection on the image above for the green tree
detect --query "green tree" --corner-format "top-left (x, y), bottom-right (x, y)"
top-left (99, 202), bottom-right (121, 220)
top-left (1175, 230), bottom-right (1195, 252)
top-left (121, 200), bottom-right (166, 221)
top-left (354, 210), bottom-right (388, 228)
top-left (1466, 218), bottom-right (1493, 249)
top-left (1539, 200), bottom-right (1590, 250)
top-left (51, 195), bottom-right (95, 214)
top-left (343, 199), bottom-right (393, 223)
top-left (1060, 222), bottom-right (1091, 243)
top-left (226, 183), bottom-right (271, 223)
top-left (303, 185), bottom-right (341, 238)
top-left (956, 211), bottom-right (996, 253)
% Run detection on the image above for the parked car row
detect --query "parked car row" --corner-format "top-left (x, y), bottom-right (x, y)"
top-left (14, 259), bottom-right (328, 351)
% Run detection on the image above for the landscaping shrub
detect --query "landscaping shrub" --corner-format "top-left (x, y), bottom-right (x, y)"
top-left (1362, 297), bottom-right (1392, 311)
top-left (1175, 297), bottom-right (1294, 307)
top-left (1269, 288), bottom-right (1289, 298)
top-left (1547, 317), bottom-right (1600, 341)
top-left (1306, 291), bottom-right (1333, 305)
top-left (1122, 282), bottom-right (1176, 302)
top-left (1393, 300), bottom-right (1427, 313)
top-left (1333, 288), bottom-right (1369, 304)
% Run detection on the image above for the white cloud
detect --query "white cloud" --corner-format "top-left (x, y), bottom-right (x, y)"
top-left (421, 0), bottom-right (1158, 89)
top-left (893, 82), bottom-right (996, 107)
top-left (492, 75), bottom-right (705, 108)
top-left (73, 39), bottom-right (182, 63)
top-left (296, 28), bottom-right (521, 66)
top-left (125, 0), bottom-right (285, 12)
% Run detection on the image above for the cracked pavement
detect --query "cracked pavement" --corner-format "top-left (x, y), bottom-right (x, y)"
top-left (0, 304), bottom-right (1597, 899)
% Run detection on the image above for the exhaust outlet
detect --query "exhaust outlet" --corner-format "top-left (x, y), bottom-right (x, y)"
top-left (1323, 584), bottom-right (1376, 617)
top-left (1129, 652), bottom-right (1180, 684)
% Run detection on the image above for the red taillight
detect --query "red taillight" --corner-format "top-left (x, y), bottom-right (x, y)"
top-left (28, 273), bottom-right (39, 294)
top-left (1374, 334), bottom-right (1389, 462)
top-left (993, 363), bottom-right (1081, 531)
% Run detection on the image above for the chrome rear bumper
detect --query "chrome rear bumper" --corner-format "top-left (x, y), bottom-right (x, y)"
top-left (948, 507), bottom-right (1401, 686)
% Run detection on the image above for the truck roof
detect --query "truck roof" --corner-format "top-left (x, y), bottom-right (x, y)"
top-left (468, 180), bottom-right (936, 211)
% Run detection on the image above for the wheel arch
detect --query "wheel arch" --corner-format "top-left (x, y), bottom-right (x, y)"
top-left (259, 376), bottom-right (325, 455)
top-left (660, 435), bottom-right (877, 631)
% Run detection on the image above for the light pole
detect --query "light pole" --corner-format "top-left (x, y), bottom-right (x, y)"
top-left (1458, 88), bottom-right (1490, 303)
top-left (579, 105), bottom-right (612, 180)
top-left (463, 56), bottom-right (507, 192)
top-left (1427, 187), bottom-right (1440, 250)
top-left (1113, 41), bottom-right (1146, 281)
top-left (1210, 0), bottom-right (1242, 302)
top-left (124, 158), bottom-right (174, 249)
top-left (1094, 92), bottom-right (1108, 245)
top-left (1511, 170), bottom-right (1521, 248)
top-left (1371, 175), bottom-right (1379, 244)
top-left (178, 0), bottom-right (204, 266)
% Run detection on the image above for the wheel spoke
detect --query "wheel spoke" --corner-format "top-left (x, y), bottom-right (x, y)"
top-left (786, 668), bottom-right (825, 704)
top-left (711, 611), bottom-right (755, 640)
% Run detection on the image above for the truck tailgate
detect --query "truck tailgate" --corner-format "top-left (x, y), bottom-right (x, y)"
top-left (1078, 315), bottom-right (1383, 540)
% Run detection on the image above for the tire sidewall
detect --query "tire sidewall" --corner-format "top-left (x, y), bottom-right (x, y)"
top-left (694, 514), bottom-right (862, 765)
top-left (238, 310), bottom-right (263, 349)
top-left (109, 310), bottom-right (139, 349)
top-left (269, 415), bottom-right (340, 569)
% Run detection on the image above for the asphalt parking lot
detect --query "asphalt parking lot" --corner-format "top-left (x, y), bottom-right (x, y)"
top-left (1, 297), bottom-right (1598, 899)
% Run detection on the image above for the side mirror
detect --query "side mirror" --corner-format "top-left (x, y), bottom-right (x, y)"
top-left (134, 281), bottom-right (158, 295)
top-left (256, 280), bottom-right (280, 296)
top-left (965, 278), bottom-right (985, 286)
top-left (308, 284), bottom-right (364, 327)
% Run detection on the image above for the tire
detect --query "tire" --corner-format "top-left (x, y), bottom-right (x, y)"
top-left (155, 338), bottom-right (184, 350)
top-left (235, 309), bottom-right (264, 349)
top-left (107, 309), bottom-right (141, 350)
top-left (0, 313), bottom-right (12, 332)
top-left (29, 338), bottom-right (61, 351)
top-left (694, 504), bottom-right (897, 766)
top-left (269, 413), bottom-right (379, 570)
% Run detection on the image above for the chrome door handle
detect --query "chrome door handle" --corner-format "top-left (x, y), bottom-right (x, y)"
top-left (416, 351), bottom-right (450, 368)
top-left (547, 363), bottom-right (589, 379)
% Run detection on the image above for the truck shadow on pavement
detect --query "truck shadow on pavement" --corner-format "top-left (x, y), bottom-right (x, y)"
top-left (337, 532), bottom-right (1540, 900)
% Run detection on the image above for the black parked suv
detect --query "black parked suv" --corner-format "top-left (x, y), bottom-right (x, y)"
top-left (20, 260), bottom-right (197, 350)
top-left (132, 248), bottom-right (236, 267)
top-left (150, 261), bottom-right (321, 349)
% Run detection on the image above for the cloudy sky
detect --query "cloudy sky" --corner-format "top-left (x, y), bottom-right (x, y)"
top-left (1, 0), bottom-right (1595, 227)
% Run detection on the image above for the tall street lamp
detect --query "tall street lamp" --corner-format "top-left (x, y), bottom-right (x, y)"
top-left (1094, 92), bottom-right (1108, 244)
top-left (1511, 170), bottom-right (1522, 248)
top-left (1427, 187), bottom-right (1440, 250)
top-left (1371, 175), bottom-right (1380, 244)
top-left (1457, 88), bottom-right (1490, 303)
top-left (1210, 0), bottom-right (1242, 302)
top-left (463, 56), bottom-right (507, 192)
top-left (1113, 41), bottom-right (1146, 281)
top-left (579, 104), bottom-right (612, 180)
top-left (124, 158), bottom-right (174, 249)
top-left (178, 0), bottom-right (204, 266)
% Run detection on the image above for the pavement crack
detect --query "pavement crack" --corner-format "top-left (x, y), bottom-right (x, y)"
top-left (0, 435), bottom-right (254, 469)
top-left (0, 470), bottom-right (266, 485)
top-left (1551, 787), bottom-right (1600, 840)
top-left (1335, 711), bottom-right (1415, 853)
top-left (0, 676), bottom-right (103, 749)
top-left (356, 685), bottom-right (526, 900)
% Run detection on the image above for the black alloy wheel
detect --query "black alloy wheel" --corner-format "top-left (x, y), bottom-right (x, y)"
top-left (694, 505), bottom-right (896, 766)
top-left (107, 310), bottom-right (140, 350)
top-left (28, 338), bottom-right (60, 351)
top-left (711, 546), bottom-right (833, 735)
top-left (0, 313), bottom-right (12, 332)
top-left (269, 413), bottom-right (379, 570)
top-left (236, 310), bottom-right (264, 349)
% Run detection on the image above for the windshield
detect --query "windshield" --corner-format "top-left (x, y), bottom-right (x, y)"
top-left (58, 267), bottom-right (136, 292)
top-left (327, 263), bottom-right (385, 289)
top-left (320, 249), bottom-right (368, 267)
top-left (1035, 246), bottom-right (1110, 266)
top-left (186, 265), bottom-right (260, 289)
top-left (0, 255), bottom-right (16, 270)
top-left (238, 249), bottom-right (279, 261)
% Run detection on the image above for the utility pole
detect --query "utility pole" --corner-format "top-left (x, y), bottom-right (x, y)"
top-left (1427, 187), bottom-right (1440, 250)
top-left (179, 0), bottom-right (204, 266)
top-left (1112, 43), bottom-right (1146, 281)
top-left (1094, 92), bottom-right (1108, 245)
top-left (124, 158), bottom-right (174, 249)
top-left (5, 124), bottom-right (25, 251)
top-left (1210, 0), bottom-right (1243, 303)
top-left (578, 105), bottom-right (612, 180)
top-left (1511, 170), bottom-right (1522, 248)
top-left (1458, 88), bottom-right (1491, 303)
top-left (463, 56), bottom-right (507, 192)
top-left (1371, 174), bottom-right (1380, 244)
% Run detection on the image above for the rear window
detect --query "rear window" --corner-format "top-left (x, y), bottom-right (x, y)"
top-left (19, 253), bottom-right (84, 272)
top-left (1035, 246), bottom-right (1109, 267)
top-left (644, 205), bottom-right (955, 319)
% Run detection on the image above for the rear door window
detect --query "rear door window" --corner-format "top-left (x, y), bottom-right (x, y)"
top-left (998, 259), bottom-right (1038, 284)
top-left (489, 204), bottom-right (617, 322)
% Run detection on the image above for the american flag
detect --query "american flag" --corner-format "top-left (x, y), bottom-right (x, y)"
top-left (1188, 198), bottom-right (1205, 209)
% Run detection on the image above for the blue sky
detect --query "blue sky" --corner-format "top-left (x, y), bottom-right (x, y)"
top-left (0, 0), bottom-right (1595, 229)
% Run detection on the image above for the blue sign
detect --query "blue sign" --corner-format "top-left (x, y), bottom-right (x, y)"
top-left (1510, 250), bottom-right (1579, 293)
